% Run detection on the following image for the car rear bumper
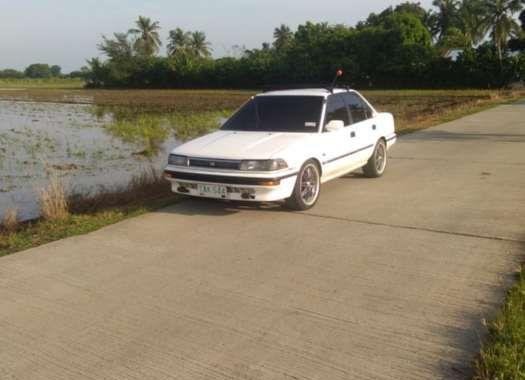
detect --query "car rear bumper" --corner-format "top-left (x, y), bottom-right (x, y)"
top-left (164, 170), bottom-right (297, 201)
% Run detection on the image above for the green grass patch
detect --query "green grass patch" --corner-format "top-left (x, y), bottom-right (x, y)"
top-left (105, 116), bottom-right (170, 156)
top-left (474, 267), bottom-right (525, 380)
top-left (169, 110), bottom-right (231, 140)
top-left (0, 196), bottom-right (176, 258)
top-left (0, 78), bottom-right (84, 89)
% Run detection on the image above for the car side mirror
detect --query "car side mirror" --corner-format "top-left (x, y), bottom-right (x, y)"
top-left (325, 120), bottom-right (345, 132)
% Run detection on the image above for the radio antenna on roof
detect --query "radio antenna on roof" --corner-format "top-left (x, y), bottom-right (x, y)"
top-left (329, 69), bottom-right (344, 93)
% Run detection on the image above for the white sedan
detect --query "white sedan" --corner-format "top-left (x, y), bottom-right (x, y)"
top-left (164, 88), bottom-right (396, 210)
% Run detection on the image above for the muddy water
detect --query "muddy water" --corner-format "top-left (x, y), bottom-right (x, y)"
top-left (0, 101), bottom-right (178, 221)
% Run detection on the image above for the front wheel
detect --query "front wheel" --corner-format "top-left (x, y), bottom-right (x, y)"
top-left (363, 139), bottom-right (387, 178)
top-left (285, 160), bottom-right (321, 211)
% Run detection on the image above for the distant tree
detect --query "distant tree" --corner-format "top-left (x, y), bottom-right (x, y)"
top-left (508, 9), bottom-right (525, 51)
top-left (432, 0), bottom-right (461, 40)
top-left (457, 0), bottom-right (490, 46)
top-left (439, 27), bottom-right (471, 52)
top-left (84, 58), bottom-right (109, 87)
top-left (128, 16), bottom-right (161, 57)
top-left (484, 0), bottom-right (523, 61)
top-left (50, 65), bottom-right (62, 77)
top-left (0, 69), bottom-right (24, 78)
top-left (24, 63), bottom-right (52, 78)
top-left (189, 31), bottom-right (212, 58)
top-left (273, 24), bottom-right (293, 51)
top-left (98, 33), bottom-right (134, 60)
top-left (167, 28), bottom-right (191, 56)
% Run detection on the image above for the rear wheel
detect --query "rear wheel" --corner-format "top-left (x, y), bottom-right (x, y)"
top-left (363, 139), bottom-right (387, 178)
top-left (286, 160), bottom-right (321, 211)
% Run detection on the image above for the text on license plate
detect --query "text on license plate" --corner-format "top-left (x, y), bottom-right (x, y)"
top-left (197, 184), bottom-right (228, 196)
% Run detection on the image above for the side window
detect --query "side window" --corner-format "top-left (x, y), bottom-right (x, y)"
top-left (324, 95), bottom-right (350, 129)
top-left (344, 93), bottom-right (373, 124)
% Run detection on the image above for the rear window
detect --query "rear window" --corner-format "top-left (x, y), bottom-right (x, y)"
top-left (222, 96), bottom-right (323, 133)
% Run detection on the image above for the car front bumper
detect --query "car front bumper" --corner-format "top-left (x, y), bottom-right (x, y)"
top-left (164, 169), bottom-right (297, 202)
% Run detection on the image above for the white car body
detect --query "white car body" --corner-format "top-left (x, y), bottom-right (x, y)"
top-left (164, 88), bottom-right (396, 205)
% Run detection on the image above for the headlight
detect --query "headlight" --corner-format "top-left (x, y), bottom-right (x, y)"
top-left (168, 154), bottom-right (189, 166)
top-left (239, 159), bottom-right (288, 171)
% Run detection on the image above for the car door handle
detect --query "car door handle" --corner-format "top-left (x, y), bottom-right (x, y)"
top-left (372, 124), bottom-right (377, 130)
top-left (350, 131), bottom-right (356, 138)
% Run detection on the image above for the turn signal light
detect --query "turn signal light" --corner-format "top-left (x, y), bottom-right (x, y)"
top-left (258, 179), bottom-right (280, 186)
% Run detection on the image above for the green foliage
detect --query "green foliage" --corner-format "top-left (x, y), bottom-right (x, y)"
top-left (0, 69), bottom-right (24, 79)
top-left (83, 1), bottom-right (525, 90)
top-left (128, 16), bottom-right (162, 57)
top-left (474, 268), bottom-right (525, 380)
top-left (24, 63), bottom-right (62, 78)
top-left (273, 24), bottom-right (293, 51)
top-left (485, 0), bottom-right (523, 61)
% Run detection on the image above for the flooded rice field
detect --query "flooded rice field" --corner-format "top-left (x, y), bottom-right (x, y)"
top-left (0, 100), bottom-right (184, 221)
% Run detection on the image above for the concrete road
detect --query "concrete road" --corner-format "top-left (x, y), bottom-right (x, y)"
top-left (1, 104), bottom-right (524, 380)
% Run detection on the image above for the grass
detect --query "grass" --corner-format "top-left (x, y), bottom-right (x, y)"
top-left (362, 89), bottom-right (525, 134)
top-left (0, 169), bottom-right (177, 257)
top-left (1, 209), bottom-right (19, 233)
top-left (0, 78), bottom-right (84, 89)
top-left (474, 267), bottom-right (525, 380)
top-left (39, 174), bottom-right (69, 221)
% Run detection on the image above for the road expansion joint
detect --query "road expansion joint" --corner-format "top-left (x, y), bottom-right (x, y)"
top-left (299, 212), bottom-right (525, 244)
top-left (390, 156), bottom-right (525, 166)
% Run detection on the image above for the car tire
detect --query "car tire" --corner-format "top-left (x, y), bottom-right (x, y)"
top-left (363, 139), bottom-right (387, 178)
top-left (285, 160), bottom-right (321, 211)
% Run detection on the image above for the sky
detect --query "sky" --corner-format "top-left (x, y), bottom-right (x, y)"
top-left (0, 0), bottom-right (434, 73)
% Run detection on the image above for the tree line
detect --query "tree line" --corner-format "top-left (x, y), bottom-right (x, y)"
top-left (5, 1), bottom-right (525, 88)
top-left (0, 64), bottom-right (73, 79)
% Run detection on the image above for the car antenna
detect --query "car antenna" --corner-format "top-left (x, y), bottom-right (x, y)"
top-left (329, 69), bottom-right (344, 93)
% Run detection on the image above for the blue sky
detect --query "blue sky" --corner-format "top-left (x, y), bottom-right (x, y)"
top-left (0, 0), bottom-right (434, 72)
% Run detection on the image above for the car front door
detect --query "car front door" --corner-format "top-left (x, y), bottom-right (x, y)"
top-left (319, 94), bottom-right (362, 181)
top-left (343, 92), bottom-right (377, 164)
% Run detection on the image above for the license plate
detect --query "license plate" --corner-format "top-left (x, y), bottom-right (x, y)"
top-left (197, 184), bottom-right (228, 197)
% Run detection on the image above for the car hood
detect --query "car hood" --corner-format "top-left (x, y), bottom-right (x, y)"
top-left (173, 130), bottom-right (312, 160)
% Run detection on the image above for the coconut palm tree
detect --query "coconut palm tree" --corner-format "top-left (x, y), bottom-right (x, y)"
top-left (432, 0), bottom-right (461, 40)
top-left (458, 0), bottom-right (490, 46)
top-left (273, 24), bottom-right (293, 51)
top-left (189, 31), bottom-right (212, 58)
top-left (128, 16), bottom-right (162, 57)
top-left (167, 28), bottom-right (191, 56)
top-left (484, 0), bottom-right (523, 61)
top-left (98, 33), bottom-right (134, 61)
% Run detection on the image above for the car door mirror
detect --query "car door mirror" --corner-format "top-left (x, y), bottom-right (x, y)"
top-left (325, 120), bottom-right (345, 132)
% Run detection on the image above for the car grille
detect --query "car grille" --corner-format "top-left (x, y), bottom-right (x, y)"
top-left (189, 158), bottom-right (241, 170)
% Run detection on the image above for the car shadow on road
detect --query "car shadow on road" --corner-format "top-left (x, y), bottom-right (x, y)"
top-left (158, 196), bottom-right (288, 217)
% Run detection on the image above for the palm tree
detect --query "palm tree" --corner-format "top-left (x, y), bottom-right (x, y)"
top-left (189, 31), bottom-right (212, 58)
top-left (128, 16), bottom-right (161, 57)
top-left (432, 0), bottom-right (461, 40)
top-left (98, 33), bottom-right (134, 61)
top-left (484, 0), bottom-right (523, 61)
top-left (273, 24), bottom-right (293, 51)
top-left (458, 0), bottom-right (490, 46)
top-left (167, 28), bottom-right (191, 56)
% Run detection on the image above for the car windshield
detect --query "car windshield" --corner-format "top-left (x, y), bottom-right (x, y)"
top-left (221, 96), bottom-right (323, 133)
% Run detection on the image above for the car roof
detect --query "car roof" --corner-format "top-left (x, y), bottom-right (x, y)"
top-left (257, 88), bottom-right (353, 98)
